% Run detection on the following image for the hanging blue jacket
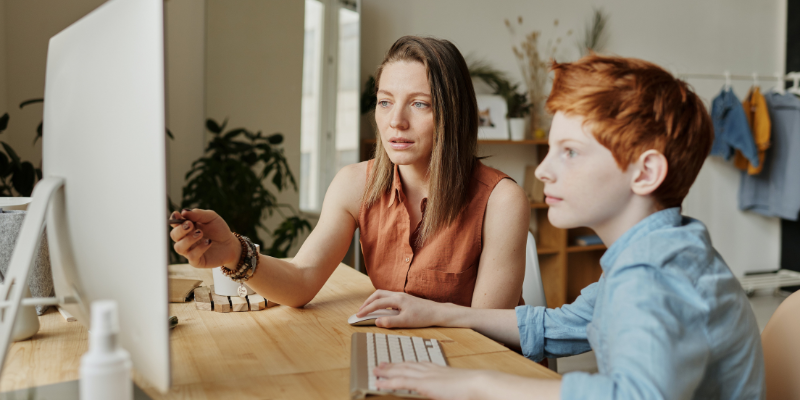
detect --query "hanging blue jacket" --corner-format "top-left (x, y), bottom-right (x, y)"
top-left (710, 88), bottom-right (759, 167)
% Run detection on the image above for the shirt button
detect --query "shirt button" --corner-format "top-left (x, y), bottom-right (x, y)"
top-left (405, 257), bottom-right (410, 263)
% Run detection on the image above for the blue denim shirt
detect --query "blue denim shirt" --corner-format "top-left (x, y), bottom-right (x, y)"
top-left (516, 208), bottom-right (765, 399)
top-left (710, 88), bottom-right (760, 167)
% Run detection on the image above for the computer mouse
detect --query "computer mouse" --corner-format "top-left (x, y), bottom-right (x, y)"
top-left (347, 309), bottom-right (400, 326)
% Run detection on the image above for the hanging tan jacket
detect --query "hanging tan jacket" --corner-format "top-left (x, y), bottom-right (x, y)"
top-left (734, 86), bottom-right (771, 174)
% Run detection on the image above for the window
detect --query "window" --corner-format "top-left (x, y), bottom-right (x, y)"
top-left (300, 0), bottom-right (360, 213)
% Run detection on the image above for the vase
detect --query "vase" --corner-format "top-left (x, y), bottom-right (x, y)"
top-left (212, 244), bottom-right (258, 296)
top-left (509, 118), bottom-right (526, 141)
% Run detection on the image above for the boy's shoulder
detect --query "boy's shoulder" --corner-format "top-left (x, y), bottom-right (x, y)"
top-left (610, 214), bottom-right (725, 287)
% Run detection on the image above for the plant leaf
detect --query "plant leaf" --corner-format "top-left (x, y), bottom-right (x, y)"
top-left (34, 122), bottom-right (43, 144)
top-left (0, 113), bottom-right (8, 132)
top-left (19, 98), bottom-right (43, 109)
top-left (267, 134), bottom-right (283, 144)
top-left (1, 141), bottom-right (21, 166)
top-left (0, 152), bottom-right (9, 177)
top-left (12, 161), bottom-right (35, 196)
top-left (206, 119), bottom-right (222, 134)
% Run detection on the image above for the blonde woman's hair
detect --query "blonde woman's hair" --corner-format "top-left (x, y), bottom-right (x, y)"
top-left (363, 36), bottom-right (478, 246)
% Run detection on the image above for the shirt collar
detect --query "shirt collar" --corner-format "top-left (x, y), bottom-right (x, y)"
top-left (388, 163), bottom-right (405, 207)
top-left (600, 207), bottom-right (682, 271)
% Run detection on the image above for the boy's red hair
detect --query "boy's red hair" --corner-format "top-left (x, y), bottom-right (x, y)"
top-left (546, 54), bottom-right (713, 209)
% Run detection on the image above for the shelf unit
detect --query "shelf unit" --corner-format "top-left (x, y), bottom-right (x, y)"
top-left (360, 138), bottom-right (605, 308)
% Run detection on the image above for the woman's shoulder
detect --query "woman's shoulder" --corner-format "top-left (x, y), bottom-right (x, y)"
top-left (327, 161), bottom-right (370, 216)
top-left (472, 161), bottom-right (512, 188)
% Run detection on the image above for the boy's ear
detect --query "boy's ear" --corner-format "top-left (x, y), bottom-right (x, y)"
top-left (631, 150), bottom-right (668, 196)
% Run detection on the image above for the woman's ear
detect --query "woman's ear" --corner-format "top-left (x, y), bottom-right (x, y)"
top-left (631, 150), bottom-right (668, 196)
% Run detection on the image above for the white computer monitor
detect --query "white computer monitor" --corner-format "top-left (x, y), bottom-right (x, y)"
top-left (0, 0), bottom-right (170, 392)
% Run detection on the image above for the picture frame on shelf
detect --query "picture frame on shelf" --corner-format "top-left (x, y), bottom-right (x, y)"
top-left (476, 95), bottom-right (508, 140)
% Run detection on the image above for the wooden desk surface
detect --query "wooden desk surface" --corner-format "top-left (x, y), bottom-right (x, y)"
top-left (1, 264), bottom-right (558, 399)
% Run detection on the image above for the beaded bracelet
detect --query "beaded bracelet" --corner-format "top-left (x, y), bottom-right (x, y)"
top-left (222, 233), bottom-right (260, 297)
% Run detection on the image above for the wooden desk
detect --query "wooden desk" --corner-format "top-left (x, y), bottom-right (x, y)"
top-left (1, 264), bottom-right (559, 399)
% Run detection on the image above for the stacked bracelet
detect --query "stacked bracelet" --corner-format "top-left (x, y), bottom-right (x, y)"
top-left (222, 233), bottom-right (260, 297)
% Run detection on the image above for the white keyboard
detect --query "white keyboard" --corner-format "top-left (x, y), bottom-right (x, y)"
top-left (350, 332), bottom-right (448, 399)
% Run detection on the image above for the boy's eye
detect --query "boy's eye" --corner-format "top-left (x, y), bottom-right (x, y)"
top-left (565, 148), bottom-right (577, 158)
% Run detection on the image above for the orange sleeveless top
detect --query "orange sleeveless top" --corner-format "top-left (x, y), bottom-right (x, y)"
top-left (358, 160), bottom-right (511, 307)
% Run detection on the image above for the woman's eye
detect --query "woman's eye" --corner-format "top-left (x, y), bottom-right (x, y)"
top-left (378, 100), bottom-right (390, 108)
top-left (412, 101), bottom-right (429, 109)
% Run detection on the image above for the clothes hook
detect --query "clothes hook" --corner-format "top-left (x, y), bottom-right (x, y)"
top-left (723, 70), bottom-right (731, 90)
top-left (775, 73), bottom-right (785, 94)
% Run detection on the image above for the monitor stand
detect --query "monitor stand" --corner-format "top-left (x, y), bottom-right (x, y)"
top-left (0, 380), bottom-right (152, 400)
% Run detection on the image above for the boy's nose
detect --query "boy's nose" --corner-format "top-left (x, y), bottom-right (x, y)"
top-left (535, 153), bottom-right (554, 183)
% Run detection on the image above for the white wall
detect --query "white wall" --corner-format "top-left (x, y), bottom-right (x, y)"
top-left (361, 0), bottom-right (785, 276)
top-left (0, 0), bottom-right (206, 207)
top-left (0, 0), bottom-right (7, 114)
top-left (205, 0), bottom-right (306, 252)
top-left (164, 0), bottom-right (206, 205)
top-left (1, 0), bottom-right (106, 165)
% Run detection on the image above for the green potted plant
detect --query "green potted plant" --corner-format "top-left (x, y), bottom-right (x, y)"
top-left (179, 118), bottom-right (311, 261)
top-left (468, 60), bottom-right (530, 140)
top-left (0, 112), bottom-right (41, 197)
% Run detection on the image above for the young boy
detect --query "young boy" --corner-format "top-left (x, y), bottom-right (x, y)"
top-left (355, 55), bottom-right (765, 399)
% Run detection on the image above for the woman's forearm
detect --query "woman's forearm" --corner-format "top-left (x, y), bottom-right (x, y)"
top-left (437, 304), bottom-right (521, 349)
top-left (243, 255), bottom-right (331, 308)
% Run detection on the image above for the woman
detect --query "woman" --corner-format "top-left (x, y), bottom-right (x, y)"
top-left (170, 36), bottom-right (530, 309)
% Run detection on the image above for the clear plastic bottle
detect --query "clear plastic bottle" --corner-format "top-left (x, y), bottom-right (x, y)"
top-left (80, 300), bottom-right (132, 400)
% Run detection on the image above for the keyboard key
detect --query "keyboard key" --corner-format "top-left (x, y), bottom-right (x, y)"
top-left (428, 339), bottom-right (447, 366)
top-left (376, 334), bottom-right (390, 364)
top-left (388, 335), bottom-right (403, 362)
top-left (412, 337), bottom-right (430, 362)
top-left (399, 336), bottom-right (417, 362)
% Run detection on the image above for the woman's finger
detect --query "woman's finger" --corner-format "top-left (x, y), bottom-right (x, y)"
top-left (358, 289), bottom-right (394, 312)
top-left (181, 208), bottom-right (219, 225)
top-left (356, 297), bottom-right (402, 318)
top-left (375, 314), bottom-right (410, 328)
top-left (183, 238), bottom-right (213, 266)
top-left (173, 228), bottom-right (204, 255)
top-left (170, 220), bottom-right (195, 242)
top-left (169, 211), bottom-right (182, 227)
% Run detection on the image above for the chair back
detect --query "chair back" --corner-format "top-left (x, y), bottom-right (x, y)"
top-left (522, 232), bottom-right (547, 307)
top-left (762, 290), bottom-right (800, 399)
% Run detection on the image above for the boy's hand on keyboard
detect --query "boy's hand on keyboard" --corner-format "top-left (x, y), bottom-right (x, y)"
top-left (357, 290), bottom-right (441, 328)
top-left (374, 362), bottom-right (486, 400)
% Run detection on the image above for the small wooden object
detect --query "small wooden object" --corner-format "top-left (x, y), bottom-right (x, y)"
top-left (248, 294), bottom-right (266, 311)
top-left (230, 296), bottom-right (248, 312)
top-left (523, 164), bottom-right (544, 203)
top-left (193, 287), bottom-right (277, 312)
top-left (193, 287), bottom-right (212, 311)
top-left (209, 286), bottom-right (231, 313)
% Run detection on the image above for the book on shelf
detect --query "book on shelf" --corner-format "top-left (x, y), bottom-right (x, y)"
top-left (523, 165), bottom-right (544, 203)
top-left (574, 234), bottom-right (603, 246)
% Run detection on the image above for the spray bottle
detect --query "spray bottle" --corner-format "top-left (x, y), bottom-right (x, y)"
top-left (80, 300), bottom-right (132, 400)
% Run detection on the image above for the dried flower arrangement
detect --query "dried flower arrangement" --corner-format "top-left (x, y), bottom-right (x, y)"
top-left (578, 8), bottom-right (610, 57)
top-left (505, 16), bottom-right (572, 137)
